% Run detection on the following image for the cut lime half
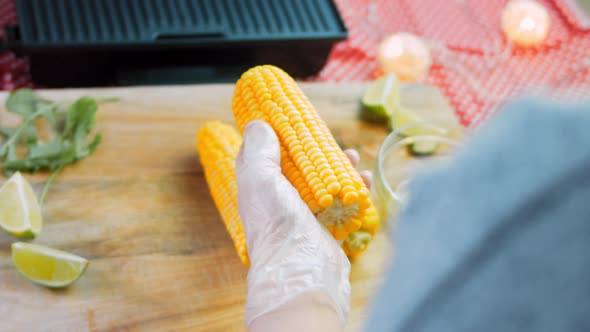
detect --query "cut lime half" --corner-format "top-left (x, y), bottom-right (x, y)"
top-left (361, 73), bottom-right (400, 123)
top-left (0, 172), bottom-right (42, 238)
top-left (11, 242), bottom-right (89, 288)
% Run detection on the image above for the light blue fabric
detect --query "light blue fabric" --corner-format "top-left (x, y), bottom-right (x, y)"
top-left (366, 97), bottom-right (590, 332)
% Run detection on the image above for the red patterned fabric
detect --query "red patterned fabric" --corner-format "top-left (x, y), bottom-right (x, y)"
top-left (552, 0), bottom-right (590, 29)
top-left (313, 0), bottom-right (590, 127)
top-left (0, 0), bottom-right (31, 91)
top-left (0, 0), bottom-right (588, 127)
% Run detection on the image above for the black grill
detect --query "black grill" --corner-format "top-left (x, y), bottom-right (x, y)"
top-left (5, 0), bottom-right (347, 87)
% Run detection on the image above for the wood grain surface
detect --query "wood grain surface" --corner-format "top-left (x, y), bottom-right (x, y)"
top-left (0, 83), bottom-right (394, 332)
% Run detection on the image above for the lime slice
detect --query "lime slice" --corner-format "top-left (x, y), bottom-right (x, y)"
top-left (11, 242), bottom-right (89, 288)
top-left (389, 83), bottom-right (463, 137)
top-left (0, 172), bottom-right (42, 238)
top-left (409, 141), bottom-right (440, 156)
top-left (391, 107), bottom-right (449, 137)
top-left (361, 73), bottom-right (400, 123)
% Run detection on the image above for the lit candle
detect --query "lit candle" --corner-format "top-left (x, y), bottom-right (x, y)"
top-left (501, 0), bottom-right (550, 47)
top-left (377, 32), bottom-right (432, 82)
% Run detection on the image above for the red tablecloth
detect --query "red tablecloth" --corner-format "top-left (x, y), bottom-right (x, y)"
top-left (0, 0), bottom-right (588, 127)
top-left (0, 0), bottom-right (30, 91)
top-left (315, 0), bottom-right (590, 126)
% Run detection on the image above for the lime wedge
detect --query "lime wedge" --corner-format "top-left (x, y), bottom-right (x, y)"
top-left (11, 242), bottom-right (89, 288)
top-left (361, 73), bottom-right (400, 123)
top-left (0, 172), bottom-right (42, 238)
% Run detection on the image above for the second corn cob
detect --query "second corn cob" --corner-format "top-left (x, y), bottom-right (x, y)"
top-left (196, 121), bottom-right (249, 265)
top-left (197, 119), bottom-right (380, 263)
top-left (232, 65), bottom-right (377, 241)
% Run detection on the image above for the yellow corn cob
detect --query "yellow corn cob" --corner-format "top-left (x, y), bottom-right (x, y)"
top-left (232, 65), bottom-right (375, 241)
top-left (196, 121), bottom-right (249, 265)
top-left (197, 119), bottom-right (379, 263)
top-left (342, 204), bottom-right (380, 259)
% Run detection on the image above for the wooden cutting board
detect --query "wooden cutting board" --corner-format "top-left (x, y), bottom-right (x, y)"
top-left (0, 83), bottom-right (394, 332)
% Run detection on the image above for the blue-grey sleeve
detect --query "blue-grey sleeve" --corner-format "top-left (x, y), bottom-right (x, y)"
top-left (365, 97), bottom-right (590, 332)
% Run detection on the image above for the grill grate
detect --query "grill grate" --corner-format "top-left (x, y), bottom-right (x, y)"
top-left (16, 0), bottom-right (346, 47)
top-left (7, 0), bottom-right (347, 86)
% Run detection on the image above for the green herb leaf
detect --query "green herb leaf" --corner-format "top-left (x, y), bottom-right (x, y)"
top-left (63, 97), bottom-right (98, 158)
top-left (0, 103), bottom-right (53, 164)
top-left (1, 89), bottom-right (109, 206)
top-left (0, 123), bottom-right (36, 144)
top-left (74, 133), bottom-right (102, 159)
top-left (28, 139), bottom-right (68, 160)
top-left (5, 89), bottom-right (51, 117)
top-left (4, 140), bottom-right (76, 173)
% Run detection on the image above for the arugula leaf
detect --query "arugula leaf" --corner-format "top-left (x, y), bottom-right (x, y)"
top-left (4, 138), bottom-right (76, 173)
top-left (1, 89), bottom-right (114, 205)
top-left (0, 103), bottom-right (53, 161)
top-left (63, 97), bottom-right (99, 158)
top-left (76, 133), bottom-right (102, 159)
top-left (28, 139), bottom-right (67, 160)
top-left (5, 89), bottom-right (39, 116)
top-left (6, 89), bottom-right (51, 117)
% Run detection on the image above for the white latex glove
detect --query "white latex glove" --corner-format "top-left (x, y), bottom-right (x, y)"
top-left (236, 120), bottom-right (364, 330)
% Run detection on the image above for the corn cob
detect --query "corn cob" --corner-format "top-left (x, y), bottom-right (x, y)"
top-left (197, 119), bottom-right (379, 262)
top-left (231, 65), bottom-right (376, 241)
top-left (196, 121), bottom-right (249, 265)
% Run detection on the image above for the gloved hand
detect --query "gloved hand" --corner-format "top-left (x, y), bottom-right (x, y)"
top-left (235, 120), bottom-right (371, 331)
